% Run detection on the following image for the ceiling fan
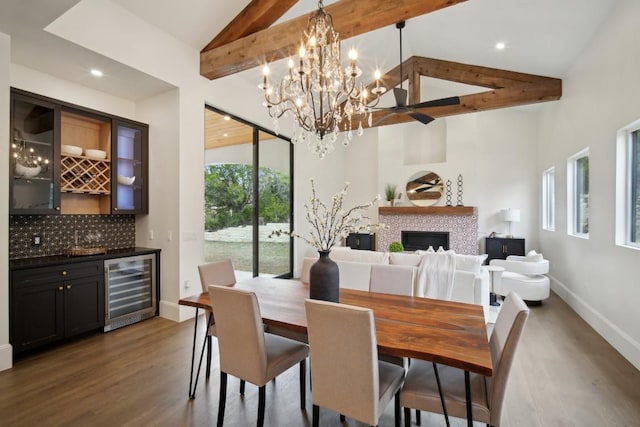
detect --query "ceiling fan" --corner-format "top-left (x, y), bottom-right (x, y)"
top-left (373, 21), bottom-right (461, 126)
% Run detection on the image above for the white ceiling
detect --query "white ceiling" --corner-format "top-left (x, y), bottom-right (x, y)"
top-left (0, 0), bottom-right (619, 102)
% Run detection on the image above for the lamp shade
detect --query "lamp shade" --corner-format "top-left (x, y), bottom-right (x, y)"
top-left (502, 208), bottom-right (521, 222)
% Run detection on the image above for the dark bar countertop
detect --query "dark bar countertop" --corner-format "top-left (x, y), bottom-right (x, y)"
top-left (10, 247), bottom-right (161, 270)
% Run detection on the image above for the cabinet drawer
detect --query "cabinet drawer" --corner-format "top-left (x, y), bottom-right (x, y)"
top-left (13, 261), bottom-right (104, 287)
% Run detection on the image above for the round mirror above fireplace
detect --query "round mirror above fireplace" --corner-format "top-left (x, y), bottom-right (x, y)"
top-left (406, 170), bottom-right (444, 206)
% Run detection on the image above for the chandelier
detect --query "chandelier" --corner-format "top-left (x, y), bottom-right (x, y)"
top-left (12, 129), bottom-right (49, 176)
top-left (261, 1), bottom-right (385, 158)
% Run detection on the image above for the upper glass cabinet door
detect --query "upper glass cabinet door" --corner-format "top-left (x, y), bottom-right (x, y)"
top-left (112, 119), bottom-right (148, 214)
top-left (10, 93), bottom-right (60, 214)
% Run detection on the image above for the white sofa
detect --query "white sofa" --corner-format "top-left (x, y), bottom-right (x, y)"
top-left (300, 248), bottom-right (490, 308)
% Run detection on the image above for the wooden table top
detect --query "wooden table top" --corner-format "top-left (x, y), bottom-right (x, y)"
top-left (179, 277), bottom-right (492, 376)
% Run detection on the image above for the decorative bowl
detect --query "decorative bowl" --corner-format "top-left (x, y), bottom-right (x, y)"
top-left (117, 175), bottom-right (135, 186)
top-left (15, 163), bottom-right (42, 177)
top-left (61, 144), bottom-right (83, 156)
top-left (84, 149), bottom-right (107, 159)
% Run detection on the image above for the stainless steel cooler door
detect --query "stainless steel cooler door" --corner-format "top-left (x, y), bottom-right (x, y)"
top-left (104, 254), bottom-right (156, 330)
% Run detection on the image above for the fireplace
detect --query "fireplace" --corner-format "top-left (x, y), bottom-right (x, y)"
top-left (401, 231), bottom-right (450, 251)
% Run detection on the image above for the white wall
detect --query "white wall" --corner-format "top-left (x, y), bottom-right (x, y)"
top-left (135, 88), bottom-right (181, 319)
top-left (0, 32), bottom-right (12, 371)
top-left (537, 0), bottom-right (640, 369)
top-left (375, 109), bottom-right (540, 252)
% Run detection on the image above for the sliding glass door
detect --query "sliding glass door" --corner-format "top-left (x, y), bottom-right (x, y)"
top-left (204, 107), bottom-right (293, 278)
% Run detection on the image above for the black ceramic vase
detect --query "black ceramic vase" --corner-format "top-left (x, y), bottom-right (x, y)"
top-left (309, 250), bottom-right (339, 302)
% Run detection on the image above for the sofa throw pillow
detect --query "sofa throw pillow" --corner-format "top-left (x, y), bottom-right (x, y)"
top-left (525, 250), bottom-right (544, 262)
top-left (454, 253), bottom-right (488, 274)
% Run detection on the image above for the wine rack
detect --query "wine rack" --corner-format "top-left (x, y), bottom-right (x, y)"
top-left (61, 155), bottom-right (111, 194)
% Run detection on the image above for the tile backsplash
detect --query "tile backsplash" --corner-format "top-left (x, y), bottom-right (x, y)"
top-left (9, 214), bottom-right (135, 259)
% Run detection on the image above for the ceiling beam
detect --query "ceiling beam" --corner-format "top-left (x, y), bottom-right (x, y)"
top-left (200, 0), bottom-right (468, 80)
top-left (201, 0), bottom-right (299, 52)
top-left (367, 81), bottom-right (562, 127)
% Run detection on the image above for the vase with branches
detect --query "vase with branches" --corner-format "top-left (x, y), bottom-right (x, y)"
top-left (270, 179), bottom-right (385, 301)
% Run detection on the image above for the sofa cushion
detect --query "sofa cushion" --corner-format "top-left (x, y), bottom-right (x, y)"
top-left (454, 254), bottom-right (488, 274)
top-left (330, 249), bottom-right (388, 264)
top-left (389, 252), bottom-right (422, 267)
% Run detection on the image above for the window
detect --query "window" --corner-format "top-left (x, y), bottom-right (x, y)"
top-left (567, 148), bottom-right (589, 238)
top-left (542, 167), bottom-right (555, 231)
top-left (616, 121), bottom-right (640, 249)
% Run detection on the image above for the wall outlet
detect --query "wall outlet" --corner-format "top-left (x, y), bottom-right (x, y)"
top-left (32, 235), bottom-right (42, 246)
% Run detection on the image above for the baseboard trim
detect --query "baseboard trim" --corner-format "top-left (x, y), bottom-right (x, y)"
top-left (550, 275), bottom-right (640, 371)
top-left (159, 300), bottom-right (198, 323)
top-left (0, 343), bottom-right (13, 372)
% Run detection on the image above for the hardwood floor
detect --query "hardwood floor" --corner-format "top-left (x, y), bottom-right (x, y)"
top-left (1, 292), bottom-right (639, 426)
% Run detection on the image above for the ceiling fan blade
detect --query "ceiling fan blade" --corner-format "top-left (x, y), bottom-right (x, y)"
top-left (408, 111), bottom-right (435, 125)
top-left (408, 96), bottom-right (461, 109)
top-left (373, 112), bottom-right (397, 127)
top-left (393, 87), bottom-right (408, 107)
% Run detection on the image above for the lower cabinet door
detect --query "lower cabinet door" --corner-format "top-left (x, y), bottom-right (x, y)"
top-left (64, 275), bottom-right (105, 336)
top-left (12, 282), bottom-right (64, 353)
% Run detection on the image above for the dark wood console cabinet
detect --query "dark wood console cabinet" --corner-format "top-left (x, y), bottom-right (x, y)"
top-left (346, 233), bottom-right (376, 251)
top-left (485, 237), bottom-right (525, 263)
top-left (11, 260), bottom-right (105, 354)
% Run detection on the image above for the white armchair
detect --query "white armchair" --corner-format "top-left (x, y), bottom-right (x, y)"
top-left (489, 251), bottom-right (550, 304)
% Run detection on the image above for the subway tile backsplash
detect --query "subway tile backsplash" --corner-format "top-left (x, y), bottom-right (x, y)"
top-left (9, 214), bottom-right (135, 259)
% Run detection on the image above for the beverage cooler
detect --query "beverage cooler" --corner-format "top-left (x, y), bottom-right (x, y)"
top-left (104, 253), bottom-right (157, 331)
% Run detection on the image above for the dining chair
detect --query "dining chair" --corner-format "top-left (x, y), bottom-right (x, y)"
top-left (208, 285), bottom-right (309, 427)
top-left (305, 299), bottom-right (405, 427)
top-left (400, 292), bottom-right (529, 427)
top-left (197, 259), bottom-right (236, 380)
top-left (369, 264), bottom-right (415, 296)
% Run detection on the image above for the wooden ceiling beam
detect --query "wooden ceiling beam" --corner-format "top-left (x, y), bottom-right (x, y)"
top-left (201, 0), bottom-right (299, 52)
top-left (367, 80), bottom-right (562, 127)
top-left (200, 0), bottom-right (468, 80)
top-left (411, 56), bottom-right (559, 89)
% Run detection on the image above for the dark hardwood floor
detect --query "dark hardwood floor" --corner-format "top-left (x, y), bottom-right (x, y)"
top-left (1, 292), bottom-right (639, 426)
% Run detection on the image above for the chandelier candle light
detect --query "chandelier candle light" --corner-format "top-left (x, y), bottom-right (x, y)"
top-left (261, 1), bottom-right (385, 158)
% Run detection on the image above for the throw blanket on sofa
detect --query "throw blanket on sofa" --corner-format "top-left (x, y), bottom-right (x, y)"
top-left (415, 251), bottom-right (456, 299)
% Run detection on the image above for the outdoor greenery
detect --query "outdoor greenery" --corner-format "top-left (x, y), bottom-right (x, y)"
top-left (204, 241), bottom-right (289, 275)
top-left (204, 164), bottom-right (290, 231)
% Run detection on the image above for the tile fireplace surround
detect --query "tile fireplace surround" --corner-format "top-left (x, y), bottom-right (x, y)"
top-left (377, 206), bottom-right (479, 254)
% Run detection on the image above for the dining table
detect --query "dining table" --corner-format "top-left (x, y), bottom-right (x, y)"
top-left (179, 276), bottom-right (492, 427)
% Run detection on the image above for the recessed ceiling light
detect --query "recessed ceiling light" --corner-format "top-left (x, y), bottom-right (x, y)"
top-left (90, 69), bottom-right (104, 77)
top-left (223, 115), bottom-right (231, 121)
top-left (495, 42), bottom-right (506, 50)
top-left (223, 133), bottom-right (229, 137)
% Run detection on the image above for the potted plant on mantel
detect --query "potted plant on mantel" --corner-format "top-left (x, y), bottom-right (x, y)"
top-left (384, 184), bottom-right (397, 206)
top-left (271, 179), bottom-right (386, 302)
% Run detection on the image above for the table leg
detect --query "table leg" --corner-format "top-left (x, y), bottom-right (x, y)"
top-left (188, 307), bottom-right (200, 399)
top-left (464, 370), bottom-right (473, 427)
top-left (188, 310), bottom-right (213, 399)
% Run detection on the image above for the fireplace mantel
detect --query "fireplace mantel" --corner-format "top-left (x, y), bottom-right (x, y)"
top-left (378, 206), bottom-right (475, 216)
top-left (377, 206), bottom-right (479, 254)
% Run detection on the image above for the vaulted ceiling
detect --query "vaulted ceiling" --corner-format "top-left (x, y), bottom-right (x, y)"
top-left (199, 0), bottom-right (562, 128)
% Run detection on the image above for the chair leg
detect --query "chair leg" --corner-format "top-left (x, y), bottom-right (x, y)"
top-left (257, 385), bottom-right (266, 427)
top-left (299, 359), bottom-right (306, 410)
top-left (416, 409), bottom-right (421, 425)
top-left (312, 405), bottom-right (320, 427)
top-left (394, 391), bottom-right (401, 427)
top-left (217, 372), bottom-right (227, 427)
top-left (206, 336), bottom-right (212, 380)
top-left (432, 362), bottom-right (450, 427)
top-left (404, 408), bottom-right (411, 427)
top-left (240, 380), bottom-right (245, 395)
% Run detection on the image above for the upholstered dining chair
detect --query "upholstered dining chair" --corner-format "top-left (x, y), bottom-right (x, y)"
top-left (197, 259), bottom-right (236, 380)
top-left (369, 264), bottom-right (415, 296)
top-left (400, 292), bottom-right (529, 427)
top-left (305, 299), bottom-right (405, 427)
top-left (208, 285), bottom-right (309, 427)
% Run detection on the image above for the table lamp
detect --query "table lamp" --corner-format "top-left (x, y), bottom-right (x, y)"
top-left (502, 208), bottom-right (520, 237)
